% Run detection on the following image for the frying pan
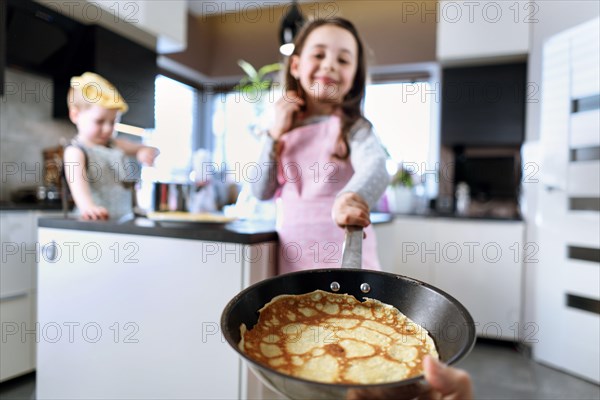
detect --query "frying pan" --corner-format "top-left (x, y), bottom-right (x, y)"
top-left (221, 227), bottom-right (476, 399)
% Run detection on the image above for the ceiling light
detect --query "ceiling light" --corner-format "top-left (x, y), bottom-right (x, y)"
top-left (279, 1), bottom-right (304, 56)
top-left (279, 43), bottom-right (295, 56)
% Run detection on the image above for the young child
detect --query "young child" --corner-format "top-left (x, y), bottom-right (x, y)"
top-left (63, 72), bottom-right (158, 220)
top-left (251, 18), bottom-right (390, 274)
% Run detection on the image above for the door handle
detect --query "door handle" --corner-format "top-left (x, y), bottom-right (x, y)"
top-left (44, 240), bottom-right (58, 261)
top-left (544, 185), bottom-right (564, 192)
top-left (0, 291), bottom-right (28, 302)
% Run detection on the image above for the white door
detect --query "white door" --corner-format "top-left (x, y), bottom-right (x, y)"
top-left (534, 17), bottom-right (600, 383)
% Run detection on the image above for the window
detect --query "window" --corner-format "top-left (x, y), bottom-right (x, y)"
top-left (208, 74), bottom-right (440, 200)
top-left (147, 75), bottom-right (197, 180)
top-left (136, 75), bottom-right (197, 211)
top-left (364, 80), bottom-right (439, 197)
top-left (210, 91), bottom-right (277, 219)
top-left (211, 92), bottom-right (268, 168)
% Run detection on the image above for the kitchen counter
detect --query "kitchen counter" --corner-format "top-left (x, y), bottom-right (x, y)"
top-left (38, 212), bottom-right (394, 244)
top-left (38, 217), bottom-right (278, 244)
top-left (370, 212), bottom-right (394, 224)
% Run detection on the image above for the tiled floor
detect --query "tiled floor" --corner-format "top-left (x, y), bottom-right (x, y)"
top-left (1, 340), bottom-right (598, 399)
top-left (460, 340), bottom-right (600, 400)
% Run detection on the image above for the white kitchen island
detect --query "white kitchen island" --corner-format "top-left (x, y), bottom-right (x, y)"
top-left (37, 218), bottom-right (278, 400)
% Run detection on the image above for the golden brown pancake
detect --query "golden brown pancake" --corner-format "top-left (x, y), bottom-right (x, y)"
top-left (239, 290), bottom-right (439, 384)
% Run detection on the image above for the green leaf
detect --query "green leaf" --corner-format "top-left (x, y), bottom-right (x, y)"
top-left (236, 60), bottom-right (282, 93)
top-left (237, 60), bottom-right (258, 80)
top-left (391, 168), bottom-right (414, 188)
top-left (257, 63), bottom-right (282, 80)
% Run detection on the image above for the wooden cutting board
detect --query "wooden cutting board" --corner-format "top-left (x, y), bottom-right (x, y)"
top-left (146, 212), bottom-right (236, 223)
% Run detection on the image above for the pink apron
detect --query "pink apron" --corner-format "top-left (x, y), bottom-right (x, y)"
top-left (276, 115), bottom-right (380, 274)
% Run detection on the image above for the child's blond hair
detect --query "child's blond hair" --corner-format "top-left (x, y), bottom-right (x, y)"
top-left (67, 72), bottom-right (128, 113)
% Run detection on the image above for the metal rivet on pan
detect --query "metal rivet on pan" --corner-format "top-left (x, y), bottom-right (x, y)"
top-left (330, 282), bottom-right (341, 292)
top-left (360, 283), bottom-right (371, 293)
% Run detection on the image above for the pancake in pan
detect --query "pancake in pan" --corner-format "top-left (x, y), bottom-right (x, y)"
top-left (239, 290), bottom-right (439, 384)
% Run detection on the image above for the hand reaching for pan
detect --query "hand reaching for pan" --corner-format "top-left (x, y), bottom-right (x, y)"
top-left (345, 356), bottom-right (473, 400)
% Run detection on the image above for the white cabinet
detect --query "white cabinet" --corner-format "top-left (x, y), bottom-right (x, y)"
top-left (375, 216), bottom-right (525, 340)
top-left (1, 211), bottom-right (35, 296)
top-left (0, 294), bottom-right (35, 382)
top-left (0, 210), bottom-right (71, 382)
top-left (38, 0), bottom-right (187, 53)
top-left (0, 211), bottom-right (36, 382)
top-left (432, 219), bottom-right (524, 340)
top-left (375, 218), bottom-right (436, 284)
top-left (93, 0), bottom-right (187, 53)
top-left (36, 227), bottom-right (275, 399)
top-left (437, 0), bottom-right (530, 61)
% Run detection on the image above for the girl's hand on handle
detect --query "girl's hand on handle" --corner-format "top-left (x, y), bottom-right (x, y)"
top-left (333, 192), bottom-right (370, 229)
top-left (269, 90), bottom-right (305, 140)
top-left (79, 205), bottom-right (109, 221)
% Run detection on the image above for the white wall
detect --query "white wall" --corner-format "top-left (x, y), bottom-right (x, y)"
top-left (437, 0), bottom-right (530, 61)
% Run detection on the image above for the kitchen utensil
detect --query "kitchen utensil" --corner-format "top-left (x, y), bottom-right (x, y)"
top-left (150, 182), bottom-right (194, 212)
top-left (42, 145), bottom-right (64, 189)
top-left (36, 185), bottom-right (61, 203)
top-left (221, 227), bottom-right (476, 400)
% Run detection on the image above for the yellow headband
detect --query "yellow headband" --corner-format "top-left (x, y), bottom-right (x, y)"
top-left (70, 72), bottom-right (129, 113)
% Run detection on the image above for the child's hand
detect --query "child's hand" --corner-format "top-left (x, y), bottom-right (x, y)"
top-left (137, 147), bottom-right (158, 166)
top-left (79, 205), bottom-right (109, 221)
top-left (269, 90), bottom-right (305, 140)
top-left (332, 192), bottom-right (371, 228)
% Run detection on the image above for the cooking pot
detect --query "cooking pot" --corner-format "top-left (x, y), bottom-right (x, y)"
top-left (150, 181), bottom-right (194, 212)
top-left (221, 228), bottom-right (476, 400)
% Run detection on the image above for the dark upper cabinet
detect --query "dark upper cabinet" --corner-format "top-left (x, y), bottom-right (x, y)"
top-left (441, 62), bottom-right (527, 147)
top-left (4, 0), bottom-right (157, 128)
top-left (94, 27), bottom-right (157, 129)
top-left (53, 25), bottom-right (158, 128)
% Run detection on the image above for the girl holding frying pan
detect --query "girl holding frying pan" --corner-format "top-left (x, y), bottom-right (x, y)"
top-left (252, 17), bottom-right (389, 274)
top-left (249, 17), bottom-right (475, 398)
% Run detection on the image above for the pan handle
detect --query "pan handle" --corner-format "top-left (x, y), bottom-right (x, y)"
top-left (341, 226), bottom-right (363, 269)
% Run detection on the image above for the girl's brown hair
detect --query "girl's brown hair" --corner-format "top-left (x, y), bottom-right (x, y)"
top-left (284, 17), bottom-right (370, 159)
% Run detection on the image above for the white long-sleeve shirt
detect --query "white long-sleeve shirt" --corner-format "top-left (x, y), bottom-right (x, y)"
top-left (251, 116), bottom-right (390, 209)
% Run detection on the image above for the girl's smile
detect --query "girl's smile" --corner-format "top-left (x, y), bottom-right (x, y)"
top-left (291, 25), bottom-right (358, 113)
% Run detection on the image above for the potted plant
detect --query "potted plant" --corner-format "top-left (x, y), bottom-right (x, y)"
top-left (386, 165), bottom-right (415, 214)
top-left (234, 59), bottom-right (282, 119)
top-left (234, 59), bottom-right (282, 93)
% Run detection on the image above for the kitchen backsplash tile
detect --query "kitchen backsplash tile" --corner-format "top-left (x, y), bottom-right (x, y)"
top-left (1, 68), bottom-right (75, 201)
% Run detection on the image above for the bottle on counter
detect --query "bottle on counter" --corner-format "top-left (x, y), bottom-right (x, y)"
top-left (455, 182), bottom-right (470, 216)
